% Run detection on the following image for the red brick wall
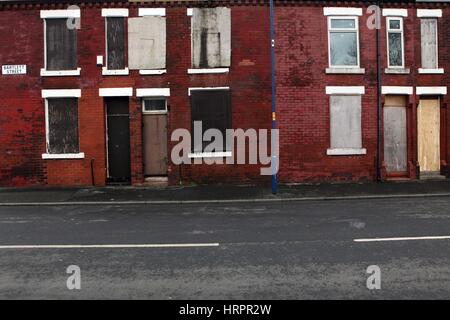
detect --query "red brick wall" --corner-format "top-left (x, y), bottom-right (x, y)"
top-left (0, 3), bottom-right (272, 187)
top-left (275, 3), bottom-right (450, 183)
top-left (0, 1), bottom-right (448, 187)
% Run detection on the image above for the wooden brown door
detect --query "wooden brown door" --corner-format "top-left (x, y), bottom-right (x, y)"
top-left (143, 114), bottom-right (167, 176)
top-left (418, 98), bottom-right (440, 173)
top-left (384, 96), bottom-right (407, 173)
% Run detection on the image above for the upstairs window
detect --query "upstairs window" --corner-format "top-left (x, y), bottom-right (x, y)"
top-left (40, 10), bottom-right (80, 76)
top-left (102, 9), bottom-right (128, 75)
top-left (188, 7), bottom-right (231, 73)
top-left (418, 9), bottom-right (443, 74)
top-left (420, 19), bottom-right (438, 69)
top-left (386, 17), bottom-right (404, 68)
top-left (128, 9), bottom-right (167, 74)
top-left (327, 17), bottom-right (360, 68)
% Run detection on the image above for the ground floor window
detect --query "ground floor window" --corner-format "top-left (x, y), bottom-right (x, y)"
top-left (327, 94), bottom-right (366, 155)
top-left (190, 89), bottom-right (231, 152)
top-left (45, 98), bottom-right (80, 154)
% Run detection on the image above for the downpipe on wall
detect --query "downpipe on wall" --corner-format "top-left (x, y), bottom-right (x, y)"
top-left (270, 0), bottom-right (278, 194)
top-left (376, 0), bottom-right (382, 182)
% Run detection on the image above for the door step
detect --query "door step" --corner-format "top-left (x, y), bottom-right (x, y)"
top-left (419, 172), bottom-right (446, 180)
top-left (143, 176), bottom-right (168, 187)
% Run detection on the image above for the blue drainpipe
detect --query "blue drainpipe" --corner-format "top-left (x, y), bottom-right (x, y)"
top-left (269, 0), bottom-right (278, 194)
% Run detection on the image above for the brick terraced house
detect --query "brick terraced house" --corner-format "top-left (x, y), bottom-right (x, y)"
top-left (0, 0), bottom-right (448, 187)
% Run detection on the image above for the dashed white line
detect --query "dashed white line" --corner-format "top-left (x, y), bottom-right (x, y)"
top-left (354, 236), bottom-right (450, 243)
top-left (0, 243), bottom-right (220, 249)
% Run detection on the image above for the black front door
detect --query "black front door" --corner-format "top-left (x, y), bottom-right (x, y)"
top-left (106, 97), bottom-right (131, 183)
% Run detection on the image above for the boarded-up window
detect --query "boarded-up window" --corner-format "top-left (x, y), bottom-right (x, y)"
top-left (45, 18), bottom-right (77, 70)
top-left (191, 90), bottom-right (231, 152)
top-left (47, 98), bottom-right (79, 154)
top-left (106, 17), bottom-right (126, 70)
top-left (329, 95), bottom-right (362, 149)
top-left (192, 7), bottom-right (231, 68)
top-left (128, 16), bottom-right (166, 70)
top-left (421, 19), bottom-right (438, 69)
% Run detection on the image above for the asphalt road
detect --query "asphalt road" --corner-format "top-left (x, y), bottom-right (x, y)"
top-left (0, 196), bottom-right (449, 299)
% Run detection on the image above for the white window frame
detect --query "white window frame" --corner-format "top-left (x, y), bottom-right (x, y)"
top-left (386, 17), bottom-right (405, 69)
top-left (42, 89), bottom-right (84, 159)
top-left (325, 86), bottom-right (366, 156)
top-left (141, 97), bottom-right (168, 115)
top-left (327, 16), bottom-right (361, 69)
top-left (418, 16), bottom-right (443, 74)
top-left (40, 10), bottom-right (81, 77)
top-left (187, 8), bottom-right (230, 74)
top-left (102, 9), bottom-right (129, 76)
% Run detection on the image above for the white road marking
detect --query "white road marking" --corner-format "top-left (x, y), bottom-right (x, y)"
top-left (0, 243), bottom-right (220, 249)
top-left (354, 236), bottom-right (450, 242)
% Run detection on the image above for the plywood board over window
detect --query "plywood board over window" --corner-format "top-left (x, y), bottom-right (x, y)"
top-left (420, 19), bottom-right (438, 69)
top-left (190, 90), bottom-right (231, 152)
top-left (192, 7), bottom-right (231, 68)
top-left (128, 16), bottom-right (166, 70)
top-left (46, 18), bottom-right (77, 70)
top-left (106, 17), bottom-right (126, 70)
top-left (47, 98), bottom-right (79, 154)
top-left (330, 95), bottom-right (362, 149)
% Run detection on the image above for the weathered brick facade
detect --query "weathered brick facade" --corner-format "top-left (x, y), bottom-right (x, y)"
top-left (275, 1), bottom-right (450, 183)
top-left (0, 1), bottom-right (448, 187)
top-left (0, 1), bottom-right (272, 187)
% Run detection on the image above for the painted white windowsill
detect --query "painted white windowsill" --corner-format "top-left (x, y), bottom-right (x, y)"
top-left (385, 68), bottom-right (410, 74)
top-left (418, 68), bottom-right (444, 74)
top-left (188, 68), bottom-right (229, 74)
top-left (102, 67), bottom-right (129, 76)
top-left (188, 151), bottom-right (232, 159)
top-left (42, 153), bottom-right (85, 160)
top-left (327, 148), bottom-right (367, 156)
top-left (325, 67), bottom-right (365, 74)
top-left (139, 69), bottom-right (167, 75)
top-left (40, 68), bottom-right (81, 77)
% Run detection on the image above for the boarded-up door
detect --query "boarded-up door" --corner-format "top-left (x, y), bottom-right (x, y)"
top-left (106, 97), bottom-right (131, 183)
top-left (383, 96), bottom-right (407, 173)
top-left (143, 100), bottom-right (167, 176)
top-left (418, 98), bottom-right (440, 172)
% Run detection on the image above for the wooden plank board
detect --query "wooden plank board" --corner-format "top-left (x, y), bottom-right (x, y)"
top-left (143, 114), bottom-right (167, 176)
top-left (418, 98), bottom-right (440, 172)
top-left (384, 96), bottom-right (407, 173)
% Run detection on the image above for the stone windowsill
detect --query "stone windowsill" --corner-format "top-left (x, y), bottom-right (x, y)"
top-left (327, 148), bottom-right (367, 156)
top-left (385, 68), bottom-right (410, 74)
top-left (325, 67), bottom-right (365, 74)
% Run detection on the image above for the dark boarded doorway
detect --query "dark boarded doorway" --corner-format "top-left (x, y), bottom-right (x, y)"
top-left (106, 97), bottom-right (131, 184)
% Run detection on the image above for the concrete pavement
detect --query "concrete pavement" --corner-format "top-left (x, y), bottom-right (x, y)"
top-left (0, 196), bottom-right (449, 299)
top-left (0, 180), bottom-right (449, 205)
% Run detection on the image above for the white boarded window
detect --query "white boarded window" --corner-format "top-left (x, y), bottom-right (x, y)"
top-left (420, 18), bottom-right (438, 69)
top-left (191, 7), bottom-right (231, 68)
top-left (327, 17), bottom-right (360, 67)
top-left (328, 95), bottom-right (366, 155)
top-left (386, 17), bottom-right (404, 68)
top-left (128, 16), bottom-right (166, 70)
